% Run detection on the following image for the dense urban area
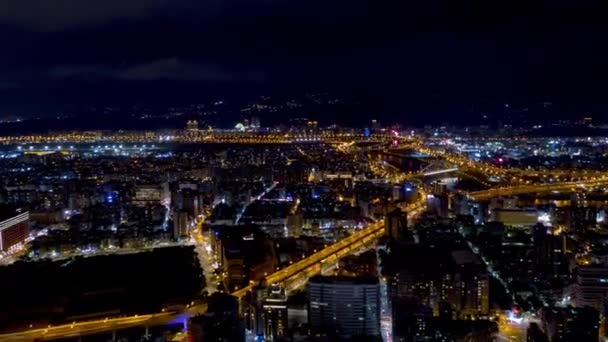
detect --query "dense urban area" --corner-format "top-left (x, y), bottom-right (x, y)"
top-left (0, 116), bottom-right (607, 342)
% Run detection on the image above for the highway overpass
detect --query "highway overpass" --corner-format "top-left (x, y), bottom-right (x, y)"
top-left (469, 178), bottom-right (608, 201)
top-left (0, 311), bottom-right (194, 342)
top-left (231, 196), bottom-right (427, 299)
top-left (0, 194), bottom-right (425, 342)
top-left (6, 176), bottom-right (606, 341)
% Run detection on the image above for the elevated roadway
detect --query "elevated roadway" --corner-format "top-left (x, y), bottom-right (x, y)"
top-left (231, 194), bottom-right (427, 299)
top-left (0, 132), bottom-right (403, 145)
top-left (387, 143), bottom-right (608, 183)
top-left (0, 194), bottom-right (425, 342)
top-left (468, 178), bottom-right (608, 201)
top-left (0, 311), bottom-right (195, 342)
top-left (5, 139), bottom-right (604, 341)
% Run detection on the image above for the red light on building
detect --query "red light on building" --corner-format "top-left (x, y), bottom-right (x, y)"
top-left (0, 211), bottom-right (29, 252)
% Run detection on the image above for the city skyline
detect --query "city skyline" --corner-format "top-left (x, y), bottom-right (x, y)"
top-left (2, 2), bottom-right (608, 341)
top-left (1, 1), bottom-right (608, 123)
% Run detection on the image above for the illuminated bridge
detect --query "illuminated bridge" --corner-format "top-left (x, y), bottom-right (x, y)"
top-left (387, 143), bottom-right (608, 183)
top-left (0, 132), bottom-right (402, 146)
top-left (468, 178), bottom-right (608, 201)
top-left (419, 160), bottom-right (459, 177)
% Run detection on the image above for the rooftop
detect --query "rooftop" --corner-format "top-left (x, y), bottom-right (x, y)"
top-left (309, 275), bottom-right (379, 285)
top-left (0, 205), bottom-right (27, 223)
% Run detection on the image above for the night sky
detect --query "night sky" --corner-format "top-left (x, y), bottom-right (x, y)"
top-left (1, 0), bottom-right (608, 122)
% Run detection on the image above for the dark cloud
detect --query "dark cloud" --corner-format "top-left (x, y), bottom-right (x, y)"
top-left (0, 0), bottom-right (608, 113)
top-left (0, 0), bottom-right (169, 30)
top-left (0, 81), bottom-right (21, 90)
top-left (0, 0), bottom-right (310, 31)
top-left (48, 57), bottom-right (265, 82)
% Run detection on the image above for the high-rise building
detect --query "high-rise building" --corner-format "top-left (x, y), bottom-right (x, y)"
top-left (583, 117), bottom-right (593, 126)
top-left (385, 208), bottom-right (407, 240)
top-left (308, 275), bottom-right (380, 338)
top-left (251, 116), bottom-right (261, 130)
top-left (526, 323), bottom-right (549, 342)
top-left (568, 206), bottom-right (596, 234)
top-left (173, 210), bottom-right (189, 238)
top-left (391, 297), bottom-right (433, 341)
top-left (133, 184), bottom-right (164, 206)
top-left (451, 193), bottom-right (470, 216)
top-left (491, 208), bottom-right (538, 227)
top-left (428, 192), bottom-right (450, 218)
top-left (189, 293), bottom-right (245, 342)
top-left (306, 120), bottom-right (318, 132)
top-left (539, 306), bottom-right (598, 341)
top-left (450, 250), bottom-right (490, 317)
top-left (392, 186), bottom-right (403, 201)
top-left (287, 211), bottom-right (303, 237)
top-left (172, 188), bottom-right (201, 217)
top-left (387, 247), bottom-right (489, 320)
top-left (253, 283), bottom-right (288, 341)
top-left (574, 264), bottom-right (608, 310)
top-left (532, 224), bottom-right (565, 280)
top-left (222, 240), bottom-right (246, 291)
top-left (0, 208), bottom-right (29, 253)
top-left (371, 119), bottom-right (381, 131)
top-left (432, 181), bottom-right (448, 195)
top-left (186, 119), bottom-right (199, 131)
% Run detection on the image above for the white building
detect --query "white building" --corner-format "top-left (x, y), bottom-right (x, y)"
top-left (308, 276), bottom-right (380, 338)
top-left (574, 265), bottom-right (608, 310)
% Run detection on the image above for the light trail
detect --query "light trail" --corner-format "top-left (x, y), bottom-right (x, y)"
top-left (422, 167), bottom-right (459, 176)
top-left (235, 181), bottom-right (279, 224)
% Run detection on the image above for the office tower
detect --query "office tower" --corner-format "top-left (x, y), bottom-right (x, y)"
top-left (385, 208), bottom-right (407, 240)
top-left (371, 119), bottom-right (381, 131)
top-left (172, 188), bottom-right (200, 217)
top-left (133, 184), bottom-right (164, 206)
top-left (450, 250), bottom-right (490, 317)
top-left (222, 240), bottom-right (246, 291)
top-left (526, 323), bottom-right (549, 342)
top-left (253, 283), bottom-right (288, 341)
top-left (539, 306), bottom-right (599, 341)
top-left (287, 211), bottom-right (303, 237)
top-left (251, 116), bottom-right (261, 130)
top-left (392, 185), bottom-right (403, 201)
top-left (392, 297), bottom-right (433, 341)
top-left (532, 224), bottom-right (565, 279)
top-left (428, 192), bottom-right (449, 218)
top-left (574, 264), bottom-right (608, 310)
top-left (491, 208), bottom-right (538, 227)
top-left (0, 208), bottom-right (29, 253)
top-left (388, 248), bottom-right (489, 320)
top-left (173, 210), bottom-right (189, 238)
top-left (186, 119), bottom-right (199, 131)
top-left (308, 275), bottom-right (380, 338)
top-left (189, 293), bottom-right (245, 342)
